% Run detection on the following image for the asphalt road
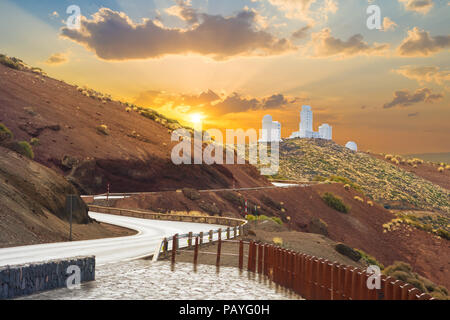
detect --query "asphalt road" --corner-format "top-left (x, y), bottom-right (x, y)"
top-left (0, 212), bottom-right (226, 267)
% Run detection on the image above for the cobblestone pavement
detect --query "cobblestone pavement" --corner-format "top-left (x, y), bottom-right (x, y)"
top-left (19, 260), bottom-right (301, 300)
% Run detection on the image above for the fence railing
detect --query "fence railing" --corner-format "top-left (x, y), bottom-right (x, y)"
top-left (89, 205), bottom-right (433, 300)
top-left (89, 205), bottom-right (247, 227)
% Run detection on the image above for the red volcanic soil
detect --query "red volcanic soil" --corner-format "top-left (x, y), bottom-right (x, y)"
top-left (114, 183), bottom-right (450, 288)
top-left (0, 64), bottom-right (269, 193)
top-left (370, 153), bottom-right (450, 190)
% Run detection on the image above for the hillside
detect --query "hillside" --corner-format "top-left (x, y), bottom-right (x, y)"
top-left (112, 184), bottom-right (450, 289)
top-left (0, 61), bottom-right (269, 194)
top-left (0, 146), bottom-right (133, 248)
top-left (370, 152), bottom-right (450, 190)
top-left (275, 139), bottom-right (450, 213)
top-left (406, 152), bottom-right (450, 164)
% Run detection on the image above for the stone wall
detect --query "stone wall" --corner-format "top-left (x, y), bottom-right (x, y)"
top-left (0, 256), bottom-right (95, 299)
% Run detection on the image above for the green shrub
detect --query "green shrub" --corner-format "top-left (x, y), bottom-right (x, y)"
top-left (437, 229), bottom-right (450, 240)
top-left (322, 192), bottom-right (350, 213)
top-left (0, 54), bottom-right (22, 70)
top-left (198, 201), bottom-right (221, 215)
top-left (30, 137), bottom-right (40, 146)
top-left (0, 123), bottom-right (14, 142)
top-left (182, 188), bottom-right (201, 201)
top-left (335, 243), bottom-right (361, 262)
top-left (10, 141), bottom-right (34, 159)
top-left (261, 195), bottom-right (283, 211)
top-left (96, 124), bottom-right (109, 135)
top-left (271, 217), bottom-right (283, 225)
top-left (308, 217), bottom-right (328, 236)
top-left (0, 123), bottom-right (14, 143)
top-left (355, 249), bottom-right (384, 270)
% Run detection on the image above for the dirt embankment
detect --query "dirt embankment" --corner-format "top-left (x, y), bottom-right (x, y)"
top-left (0, 146), bottom-right (135, 248)
top-left (0, 64), bottom-right (269, 194)
top-left (115, 184), bottom-right (450, 289)
top-left (370, 153), bottom-right (450, 191)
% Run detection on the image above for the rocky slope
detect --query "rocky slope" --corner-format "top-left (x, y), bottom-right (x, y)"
top-left (274, 139), bottom-right (450, 213)
top-left (0, 146), bottom-right (133, 247)
top-left (0, 61), bottom-right (269, 194)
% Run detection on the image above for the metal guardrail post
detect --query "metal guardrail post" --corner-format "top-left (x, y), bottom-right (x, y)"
top-left (209, 230), bottom-right (213, 243)
top-left (199, 232), bottom-right (203, 246)
top-left (233, 226), bottom-right (237, 239)
top-left (226, 227), bottom-right (230, 240)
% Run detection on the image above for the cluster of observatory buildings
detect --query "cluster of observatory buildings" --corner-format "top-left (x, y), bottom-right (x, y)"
top-left (260, 105), bottom-right (358, 151)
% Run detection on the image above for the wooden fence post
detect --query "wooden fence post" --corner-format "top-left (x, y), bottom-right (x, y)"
top-left (216, 237), bottom-right (222, 267)
top-left (257, 244), bottom-right (263, 274)
top-left (171, 234), bottom-right (178, 264)
top-left (194, 236), bottom-right (199, 266)
top-left (199, 232), bottom-right (203, 246)
top-left (188, 232), bottom-right (193, 249)
top-left (239, 240), bottom-right (244, 270)
top-left (233, 226), bottom-right (237, 239)
top-left (209, 230), bottom-right (213, 243)
top-left (226, 227), bottom-right (230, 240)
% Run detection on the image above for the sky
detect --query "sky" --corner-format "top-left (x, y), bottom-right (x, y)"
top-left (0, 0), bottom-right (449, 154)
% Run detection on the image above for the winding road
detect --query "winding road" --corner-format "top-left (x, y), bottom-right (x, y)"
top-left (0, 212), bottom-right (226, 267)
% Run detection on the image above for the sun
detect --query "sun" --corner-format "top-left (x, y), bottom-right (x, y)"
top-left (190, 113), bottom-right (204, 124)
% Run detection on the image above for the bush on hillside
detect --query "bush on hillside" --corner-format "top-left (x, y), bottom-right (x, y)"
top-left (30, 137), bottom-right (40, 146)
top-left (384, 261), bottom-right (449, 300)
top-left (308, 217), bottom-right (328, 236)
top-left (96, 124), bottom-right (109, 135)
top-left (0, 123), bottom-right (14, 142)
top-left (335, 243), bottom-right (361, 262)
top-left (322, 192), bottom-right (350, 213)
top-left (182, 188), bottom-right (201, 201)
top-left (0, 54), bottom-right (22, 70)
top-left (7, 141), bottom-right (34, 159)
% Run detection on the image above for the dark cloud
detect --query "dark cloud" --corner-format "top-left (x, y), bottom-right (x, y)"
top-left (261, 94), bottom-right (289, 109)
top-left (292, 25), bottom-right (311, 40)
top-left (383, 87), bottom-right (443, 109)
top-left (310, 28), bottom-right (389, 57)
top-left (398, 27), bottom-right (450, 57)
top-left (133, 90), bottom-right (296, 116)
top-left (61, 8), bottom-right (294, 61)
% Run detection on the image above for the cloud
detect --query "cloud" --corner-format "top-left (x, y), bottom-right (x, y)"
top-left (397, 27), bottom-right (450, 57)
top-left (382, 17), bottom-right (397, 31)
top-left (394, 65), bottom-right (450, 85)
top-left (60, 8), bottom-right (294, 61)
top-left (383, 87), bottom-right (443, 109)
top-left (165, 0), bottom-right (199, 24)
top-left (267, 0), bottom-right (337, 24)
top-left (134, 90), bottom-right (297, 116)
top-left (408, 112), bottom-right (419, 117)
top-left (45, 52), bottom-right (69, 65)
top-left (309, 28), bottom-right (389, 58)
top-left (398, 0), bottom-right (434, 14)
top-left (292, 25), bottom-right (312, 40)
